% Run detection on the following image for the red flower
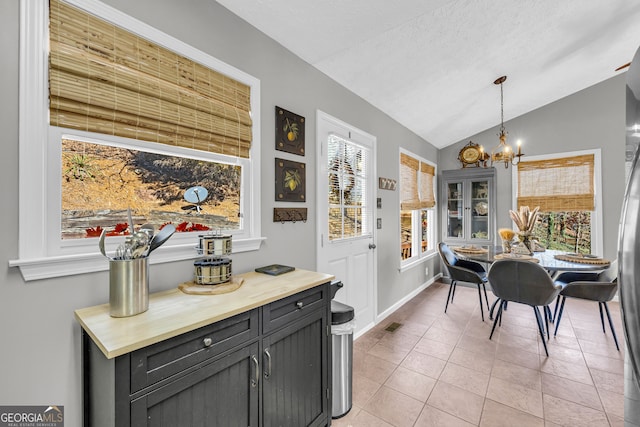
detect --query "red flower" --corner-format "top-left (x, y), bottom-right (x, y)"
top-left (113, 222), bottom-right (130, 234)
top-left (175, 222), bottom-right (190, 232)
top-left (85, 226), bottom-right (103, 237)
top-left (190, 223), bottom-right (210, 231)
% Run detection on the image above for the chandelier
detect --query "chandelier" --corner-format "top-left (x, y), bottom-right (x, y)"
top-left (487, 76), bottom-right (524, 168)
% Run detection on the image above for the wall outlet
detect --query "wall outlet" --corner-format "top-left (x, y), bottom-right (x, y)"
top-left (425, 267), bottom-right (429, 276)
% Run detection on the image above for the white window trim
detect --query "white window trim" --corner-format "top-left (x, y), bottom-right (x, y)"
top-left (11, 0), bottom-right (263, 281)
top-left (511, 149), bottom-right (603, 256)
top-left (399, 148), bottom-right (438, 272)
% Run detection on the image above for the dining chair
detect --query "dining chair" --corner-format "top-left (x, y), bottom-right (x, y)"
top-left (487, 259), bottom-right (562, 356)
top-left (553, 260), bottom-right (620, 351)
top-left (437, 242), bottom-right (490, 321)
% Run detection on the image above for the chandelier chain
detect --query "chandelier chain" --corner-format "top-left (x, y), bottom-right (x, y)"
top-left (499, 81), bottom-right (505, 135)
top-left (483, 75), bottom-right (523, 169)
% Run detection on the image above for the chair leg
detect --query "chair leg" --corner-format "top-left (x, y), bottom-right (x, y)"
top-left (445, 280), bottom-right (455, 313)
top-left (602, 302), bottom-right (621, 351)
top-left (489, 300), bottom-right (503, 340)
top-left (545, 306), bottom-right (550, 340)
top-left (482, 283), bottom-right (490, 315)
top-left (477, 284), bottom-right (485, 321)
top-left (553, 296), bottom-right (567, 337)
top-left (451, 281), bottom-right (457, 302)
top-left (534, 306), bottom-right (550, 357)
top-left (552, 294), bottom-right (561, 322)
top-left (489, 297), bottom-right (500, 320)
top-left (599, 302), bottom-right (606, 333)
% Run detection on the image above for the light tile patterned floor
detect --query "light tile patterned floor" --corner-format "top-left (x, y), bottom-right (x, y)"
top-left (332, 281), bottom-right (625, 427)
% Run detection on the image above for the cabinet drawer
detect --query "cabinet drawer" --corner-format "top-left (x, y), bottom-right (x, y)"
top-left (263, 284), bottom-right (328, 333)
top-left (130, 309), bottom-right (259, 393)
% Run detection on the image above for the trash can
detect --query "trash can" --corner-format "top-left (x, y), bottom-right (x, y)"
top-left (331, 299), bottom-right (355, 419)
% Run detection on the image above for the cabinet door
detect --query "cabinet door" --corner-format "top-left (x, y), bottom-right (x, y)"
top-left (445, 180), bottom-right (465, 240)
top-left (131, 342), bottom-right (260, 427)
top-left (469, 178), bottom-right (491, 242)
top-left (262, 309), bottom-right (328, 427)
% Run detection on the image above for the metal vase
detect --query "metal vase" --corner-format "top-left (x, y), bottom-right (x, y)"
top-left (109, 257), bottom-right (149, 317)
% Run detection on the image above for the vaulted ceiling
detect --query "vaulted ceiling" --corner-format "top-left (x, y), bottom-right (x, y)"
top-left (216, 0), bottom-right (640, 148)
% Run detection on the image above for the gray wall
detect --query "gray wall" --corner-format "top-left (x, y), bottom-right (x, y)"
top-left (0, 0), bottom-right (438, 424)
top-left (439, 74), bottom-right (626, 261)
top-left (0, 0), bottom-right (627, 423)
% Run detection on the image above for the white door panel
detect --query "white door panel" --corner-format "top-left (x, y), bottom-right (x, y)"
top-left (316, 111), bottom-right (377, 334)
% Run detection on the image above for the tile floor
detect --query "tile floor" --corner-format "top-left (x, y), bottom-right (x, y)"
top-left (332, 281), bottom-right (625, 427)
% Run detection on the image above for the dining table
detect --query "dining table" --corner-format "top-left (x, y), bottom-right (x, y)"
top-left (453, 246), bottom-right (610, 273)
top-left (451, 245), bottom-right (611, 320)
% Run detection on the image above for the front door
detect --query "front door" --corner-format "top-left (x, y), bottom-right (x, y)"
top-left (316, 111), bottom-right (377, 335)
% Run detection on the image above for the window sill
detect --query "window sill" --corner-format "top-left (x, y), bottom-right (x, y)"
top-left (9, 237), bottom-right (266, 281)
top-left (399, 251), bottom-right (438, 273)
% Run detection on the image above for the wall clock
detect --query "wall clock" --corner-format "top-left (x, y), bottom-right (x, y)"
top-left (458, 141), bottom-right (485, 168)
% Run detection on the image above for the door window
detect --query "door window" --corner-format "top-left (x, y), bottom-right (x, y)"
top-left (327, 134), bottom-right (372, 241)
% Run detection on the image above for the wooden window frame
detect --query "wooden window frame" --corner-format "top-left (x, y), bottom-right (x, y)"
top-left (12, 0), bottom-right (263, 281)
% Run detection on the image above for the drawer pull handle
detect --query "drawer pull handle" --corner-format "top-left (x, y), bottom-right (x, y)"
top-left (263, 348), bottom-right (272, 379)
top-left (251, 355), bottom-right (259, 388)
top-left (203, 337), bottom-right (213, 347)
top-left (296, 301), bottom-right (304, 309)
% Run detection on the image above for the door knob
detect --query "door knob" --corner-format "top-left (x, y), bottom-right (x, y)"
top-left (369, 243), bottom-right (377, 249)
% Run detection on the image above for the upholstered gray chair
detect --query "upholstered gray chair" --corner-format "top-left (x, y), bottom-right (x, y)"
top-left (487, 259), bottom-right (562, 356)
top-left (553, 260), bottom-right (619, 351)
top-left (438, 242), bottom-right (490, 321)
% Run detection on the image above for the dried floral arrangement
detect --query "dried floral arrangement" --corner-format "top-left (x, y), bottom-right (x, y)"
top-left (509, 206), bottom-right (540, 233)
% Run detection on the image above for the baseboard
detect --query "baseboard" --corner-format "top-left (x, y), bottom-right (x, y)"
top-left (373, 273), bottom-right (443, 327)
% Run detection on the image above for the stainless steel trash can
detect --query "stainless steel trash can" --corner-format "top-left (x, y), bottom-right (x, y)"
top-left (331, 300), bottom-right (355, 419)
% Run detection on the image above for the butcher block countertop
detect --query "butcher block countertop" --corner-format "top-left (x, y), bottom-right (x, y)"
top-left (75, 269), bottom-right (334, 359)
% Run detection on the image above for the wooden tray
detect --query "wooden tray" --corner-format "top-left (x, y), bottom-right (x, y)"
top-left (494, 253), bottom-right (539, 262)
top-left (554, 253), bottom-right (610, 265)
top-left (178, 276), bottom-right (245, 295)
top-left (453, 246), bottom-right (488, 255)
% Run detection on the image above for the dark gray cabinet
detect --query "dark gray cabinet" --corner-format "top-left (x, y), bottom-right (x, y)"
top-left (262, 309), bottom-right (327, 427)
top-left (82, 282), bottom-right (331, 427)
top-left (131, 342), bottom-right (259, 427)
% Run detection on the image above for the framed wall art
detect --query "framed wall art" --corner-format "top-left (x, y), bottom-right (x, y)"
top-left (275, 106), bottom-right (305, 156)
top-left (275, 158), bottom-right (306, 202)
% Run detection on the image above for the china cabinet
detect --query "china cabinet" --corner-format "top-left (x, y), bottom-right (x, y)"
top-left (441, 168), bottom-right (496, 246)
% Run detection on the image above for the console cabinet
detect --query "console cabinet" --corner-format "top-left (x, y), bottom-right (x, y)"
top-left (76, 270), bottom-right (333, 427)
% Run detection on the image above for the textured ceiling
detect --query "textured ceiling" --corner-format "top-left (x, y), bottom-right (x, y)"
top-left (216, 0), bottom-right (640, 148)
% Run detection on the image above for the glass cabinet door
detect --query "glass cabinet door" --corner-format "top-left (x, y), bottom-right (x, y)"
top-left (470, 180), bottom-right (490, 240)
top-left (446, 182), bottom-right (464, 239)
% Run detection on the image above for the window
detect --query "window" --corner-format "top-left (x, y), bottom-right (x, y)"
top-left (60, 137), bottom-right (244, 240)
top-left (514, 150), bottom-right (602, 254)
top-left (12, 0), bottom-right (262, 281)
top-left (400, 150), bottom-right (436, 265)
top-left (327, 134), bottom-right (372, 241)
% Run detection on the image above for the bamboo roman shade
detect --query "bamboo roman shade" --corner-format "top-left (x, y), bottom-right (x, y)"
top-left (400, 153), bottom-right (436, 210)
top-left (48, 0), bottom-right (252, 158)
top-left (517, 154), bottom-right (595, 211)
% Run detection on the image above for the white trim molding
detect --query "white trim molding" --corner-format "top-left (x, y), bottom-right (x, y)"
top-left (12, 0), bottom-right (263, 281)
